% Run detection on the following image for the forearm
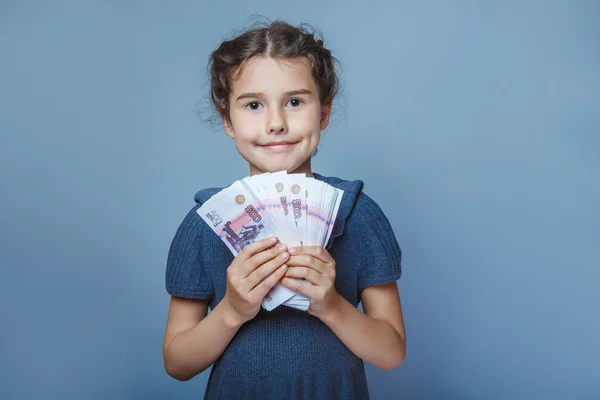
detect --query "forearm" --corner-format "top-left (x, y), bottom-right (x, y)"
top-left (164, 300), bottom-right (242, 381)
top-left (322, 295), bottom-right (405, 370)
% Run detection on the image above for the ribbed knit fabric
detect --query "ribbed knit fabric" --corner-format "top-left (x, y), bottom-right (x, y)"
top-left (165, 173), bottom-right (402, 400)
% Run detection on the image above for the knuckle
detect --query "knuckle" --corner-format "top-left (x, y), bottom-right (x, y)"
top-left (261, 280), bottom-right (273, 292)
top-left (261, 276), bottom-right (273, 288)
top-left (246, 258), bottom-right (258, 271)
top-left (256, 266), bottom-right (267, 279)
top-left (228, 275), bottom-right (238, 286)
top-left (316, 247), bottom-right (324, 256)
top-left (272, 248), bottom-right (283, 259)
top-left (240, 245), bottom-right (250, 256)
top-left (245, 294), bottom-right (257, 306)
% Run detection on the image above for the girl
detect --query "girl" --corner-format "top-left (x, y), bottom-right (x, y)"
top-left (163, 20), bottom-right (406, 399)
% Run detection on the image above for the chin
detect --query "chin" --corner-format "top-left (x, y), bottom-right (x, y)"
top-left (262, 163), bottom-right (293, 173)
top-left (264, 159), bottom-right (299, 172)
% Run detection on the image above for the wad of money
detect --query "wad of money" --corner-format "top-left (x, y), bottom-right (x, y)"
top-left (197, 170), bottom-right (344, 312)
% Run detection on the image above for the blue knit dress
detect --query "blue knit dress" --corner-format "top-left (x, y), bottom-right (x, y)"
top-left (165, 173), bottom-right (403, 399)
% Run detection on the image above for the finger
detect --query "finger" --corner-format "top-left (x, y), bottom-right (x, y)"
top-left (287, 254), bottom-right (328, 274)
top-left (284, 266), bottom-right (328, 286)
top-left (288, 246), bottom-right (333, 264)
top-left (250, 263), bottom-right (289, 299)
top-left (279, 277), bottom-right (318, 298)
top-left (246, 250), bottom-right (290, 290)
top-left (242, 243), bottom-right (288, 277)
top-left (238, 236), bottom-right (280, 263)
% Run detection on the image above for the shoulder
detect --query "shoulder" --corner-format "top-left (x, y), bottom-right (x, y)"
top-left (313, 172), bottom-right (364, 220)
top-left (352, 191), bottom-right (389, 222)
top-left (347, 189), bottom-right (398, 239)
top-left (194, 187), bottom-right (222, 205)
top-left (352, 191), bottom-right (403, 279)
top-left (171, 186), bottom-right (223, 239)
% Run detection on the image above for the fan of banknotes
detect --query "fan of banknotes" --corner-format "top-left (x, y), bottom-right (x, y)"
top-left (197, 170), bottom-right (344, 311)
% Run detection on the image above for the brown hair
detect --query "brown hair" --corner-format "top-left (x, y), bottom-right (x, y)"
top-left (208, 20), bottom-right (340, 122)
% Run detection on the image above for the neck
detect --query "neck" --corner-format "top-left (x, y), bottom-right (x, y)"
top-left (249, 157), bottom-right (314, 177)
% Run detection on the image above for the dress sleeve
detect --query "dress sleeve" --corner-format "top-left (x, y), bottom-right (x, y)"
top-left (357, 195), bottom-right (403, 293)
top-left (165, 204), bottom-right (214, 300)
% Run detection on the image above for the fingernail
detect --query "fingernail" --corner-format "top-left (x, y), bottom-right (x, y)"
top-left (279, 252), bottom-right (289, 259)
top-left (276, 244), bottom-right (287, 251)
top-left (281, 264), bottom-right (287, 270)
top-left (289, 247), bottom-right (297, 254)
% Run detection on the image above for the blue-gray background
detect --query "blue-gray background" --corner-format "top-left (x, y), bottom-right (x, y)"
top-left (1, 1), bottom-right (598, 399)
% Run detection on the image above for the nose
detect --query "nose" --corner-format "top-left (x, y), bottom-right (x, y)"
top-left (266, 106), bottom-right (288, 135)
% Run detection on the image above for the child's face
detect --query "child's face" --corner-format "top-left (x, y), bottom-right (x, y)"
top-left (224, 56), bottom-right (330, 176)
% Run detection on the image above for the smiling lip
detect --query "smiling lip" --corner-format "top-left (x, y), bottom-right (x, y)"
top-left (261, 141), bottom-right (297, 151)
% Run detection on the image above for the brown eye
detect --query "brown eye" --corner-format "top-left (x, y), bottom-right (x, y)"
top-left (246, 102), bottom-right (262, 111)
top-left (287, 98), bottom-right (303, 107)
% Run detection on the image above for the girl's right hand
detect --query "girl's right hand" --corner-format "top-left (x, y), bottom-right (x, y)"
top-left (223, 236), bottom-right (289, 326)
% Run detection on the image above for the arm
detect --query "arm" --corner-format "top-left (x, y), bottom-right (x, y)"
top-left (163, 296), bottom-right (243, 381)
top-left (163, 237), bottom-right (290, 381)
top-left (321, 282), bottom-right (406, 370)
top-left (280, 246), bottom-right (406, 370)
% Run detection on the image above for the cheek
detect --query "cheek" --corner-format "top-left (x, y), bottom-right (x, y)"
top-left (230, 113), bottom-right (262, 143)
top-left (289, 108), bottom-right (322, 137)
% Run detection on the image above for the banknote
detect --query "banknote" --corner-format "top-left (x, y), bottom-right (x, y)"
top-left (197, 180), bottom-right (276, 254)
top-left (286, 173), bottom-right (307, 247)
top-left (197, 171), bottom-right (343, 312)
top-left (197, 180), bottom-right (297, 310)
top-left (284, 179), bottom-right (343, 308)
top-left (238, 174), bottom-right (304, 309)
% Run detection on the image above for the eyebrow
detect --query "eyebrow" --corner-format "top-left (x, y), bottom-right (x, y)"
top-left (235, 89), bottom-right (312, 102)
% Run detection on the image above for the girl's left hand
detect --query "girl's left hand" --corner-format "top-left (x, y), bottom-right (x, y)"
top-left (279, 246), bottom-right (342, 320)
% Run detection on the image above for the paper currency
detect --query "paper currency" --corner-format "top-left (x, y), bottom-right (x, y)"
top-left (197, 171), bottom-right (344, 311)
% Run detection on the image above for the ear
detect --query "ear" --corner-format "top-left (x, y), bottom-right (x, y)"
top-left (223, 116), bottom-right (235, 139)
top-left (319, 100), bottom-right (332, 131)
